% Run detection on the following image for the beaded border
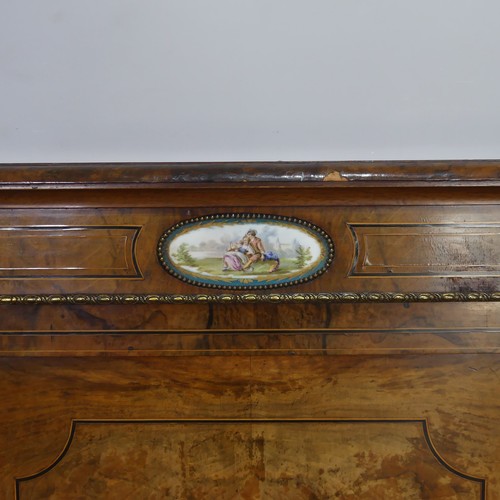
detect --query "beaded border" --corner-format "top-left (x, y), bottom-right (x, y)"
top-left (157, 213), bottom-right (335, 290)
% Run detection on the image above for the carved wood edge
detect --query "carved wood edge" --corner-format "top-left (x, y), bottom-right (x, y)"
top-left (0, 291), bottom-right (499, 305)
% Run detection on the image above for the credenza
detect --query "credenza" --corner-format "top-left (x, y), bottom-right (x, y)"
top-left (1, 161), bottom-right (499, 499)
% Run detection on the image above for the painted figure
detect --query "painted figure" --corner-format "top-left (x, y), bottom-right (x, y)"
top-left (161, 215), bottom-right (331, 289)
top-left (241, 230), bottom-right (280, 273)
top-left (222, 237), bottom-right (251, 271)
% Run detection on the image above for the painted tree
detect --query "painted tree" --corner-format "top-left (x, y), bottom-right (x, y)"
top-left (295, 245), bottom-right (312, 268)
top-left (173, 243), bottom-right (196, 266)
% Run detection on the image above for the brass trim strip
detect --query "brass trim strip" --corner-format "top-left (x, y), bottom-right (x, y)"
top-left (0, 291), bottom-right (499, 305)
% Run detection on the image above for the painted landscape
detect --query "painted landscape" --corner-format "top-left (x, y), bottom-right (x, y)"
top-left (159, 216), bottom-right (333, 289)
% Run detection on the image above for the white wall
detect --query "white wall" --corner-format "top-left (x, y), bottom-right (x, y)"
top-left (1, 0), bottom-right (499, 163)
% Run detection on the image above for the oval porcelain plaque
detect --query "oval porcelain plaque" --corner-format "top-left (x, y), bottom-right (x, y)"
top-left (158, 214), bottom-right (334, 290)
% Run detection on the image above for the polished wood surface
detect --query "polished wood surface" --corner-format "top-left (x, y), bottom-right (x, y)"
top-left (0, 162), bottom-right (499, 499)
top-left (0, 160), bottom-right (499, 187)
top-left (16, 420), bottom-right (485, 499)
top-left (0, 204), bottom-right (498, 297)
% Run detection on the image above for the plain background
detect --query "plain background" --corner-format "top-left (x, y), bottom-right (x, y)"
top-left (1, 0), bottom-right (499, 163)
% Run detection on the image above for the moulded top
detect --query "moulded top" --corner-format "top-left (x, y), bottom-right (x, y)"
top-left (0, 160), bottom-right (499, 189)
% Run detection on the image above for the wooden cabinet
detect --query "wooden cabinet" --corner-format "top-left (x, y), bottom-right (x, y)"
top-left (1, 162), bottom-right (499, 499)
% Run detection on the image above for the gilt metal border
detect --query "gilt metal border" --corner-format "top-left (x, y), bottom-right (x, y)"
top-left (0, 292), bottom-right (499, 305)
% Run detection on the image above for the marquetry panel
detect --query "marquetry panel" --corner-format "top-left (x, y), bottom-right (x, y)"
top-left (16, 420), bottom-right (484, 499)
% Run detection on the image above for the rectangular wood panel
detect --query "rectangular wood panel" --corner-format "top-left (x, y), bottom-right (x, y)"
top-left (0, 226), bottom-right (141, 278)
top-left (16, 420), bottom-right (484, 499)
top-left (349, 224), bottom-right (500, 276)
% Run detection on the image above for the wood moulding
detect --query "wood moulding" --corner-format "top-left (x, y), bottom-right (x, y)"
top-left (0, 160), bottom-right (499, 188)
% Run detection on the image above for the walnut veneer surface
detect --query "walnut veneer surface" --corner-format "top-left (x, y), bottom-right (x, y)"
top-left (1, 161), bottom-right (499, 500)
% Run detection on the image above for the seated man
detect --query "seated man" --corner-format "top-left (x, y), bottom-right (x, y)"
top-left (241, 229), bottom-right (280, 273)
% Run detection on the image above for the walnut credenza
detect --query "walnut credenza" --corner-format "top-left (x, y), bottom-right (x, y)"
top-left (1, 162), bottom-right (499, 499)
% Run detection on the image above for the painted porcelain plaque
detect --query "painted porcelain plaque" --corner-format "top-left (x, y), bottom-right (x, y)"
top-left (158, 214), bottom-right (334, 290)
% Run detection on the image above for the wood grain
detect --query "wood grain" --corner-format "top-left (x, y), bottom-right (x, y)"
top-left (16, 420), bottom-right (484, 499)
top-left (349, 223), bottom-right (500, 276)
top-left (0, 226), bottom-right (140, 278)
top-left (2, 354), bottom-right (498, 499)
top-left (0, 160), bottom-right (498, 188)
top-left (0, 162), bottom-right (499, 499)
top-left (0, 204), bottom-right (498, 297)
